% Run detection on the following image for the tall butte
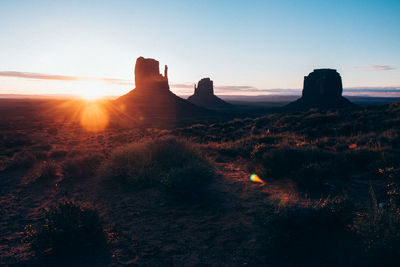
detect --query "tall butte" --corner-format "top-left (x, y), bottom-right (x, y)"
top-left (286, 69), bottom-right (354, 110)
top-left (113, 57), bottom-right (211, 127)
top-left (188, 78), bottom-right (231, 109)
top-left (134, 56), bottom-right (170, 93)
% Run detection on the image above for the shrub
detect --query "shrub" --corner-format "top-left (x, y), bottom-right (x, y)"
top-left (49, 150), bottom-right (68, 159)
top-left (358, 185), bottom-right (400, 266)
top-left (6, 151), bottom-right (36, 170)
top-left (251, 143), bottom-right (269, 160)
top-left (3, 133), bottom-right (32, 148)
top-left (47, 127), bottom-right (58, 136)
top-left (216, 136), bottom-right (260, 158)
top-left (345, 150), bottom-right (382, 171)
top-left (100, 137), bottom-right (215, 196)
top-left (264, 196), bottom-right (358, 266)
top-left (24, 202), bottom-right (108, 263)
top-left (256, 148), bottom-right (349, 194)
top-left (162, 160), bottom-right (215, 197)
top-left (258, 148), bottom-right (312, 178)
top-left (63, 153), bottom-right (104, 180)
top-left (38, 160), bottom-right (59, 181)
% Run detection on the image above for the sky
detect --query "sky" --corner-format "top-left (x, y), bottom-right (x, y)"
top-left (0, 0), bottom-right (399, 98)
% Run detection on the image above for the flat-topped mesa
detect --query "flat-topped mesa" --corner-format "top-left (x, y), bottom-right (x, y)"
top-left (134, 57), bottom-right (169, 92)
top-left (285, 68), bottom-right (354, 110)
top-left (188, 78), bottom-right (231, 109)
top-left (194, 78), bottom-right (214, 96)
top-left (302, 69), bottom-right (343, 100)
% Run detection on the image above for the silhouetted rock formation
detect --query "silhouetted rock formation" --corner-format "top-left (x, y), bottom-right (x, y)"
top-left (188, 78), bottom-right (231, 109)
top-left (113, 57), bottom-right (214, 128)
top-left (134, 57), bottom-right (169, 92)
top-left (286, 69), bottom-right (354, 110)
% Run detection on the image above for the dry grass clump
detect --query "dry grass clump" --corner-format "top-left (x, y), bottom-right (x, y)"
top-left (6, 151), bottom-right (36, 170)
top-left (47, 127), bottom-right (58, 136)
top-left (263, 196), bottom-right (358, 266)
top-left (254, 147), bottom-right (349, 194)
top-left (62, 153), bottom-right (104, 180)
top-left (100, 137), bottom-right (215, 196)
top-left (23, 202), bottom-right (108, 264)
top-left (38, 160), bottom-right (59, 181)
top-left (49, 149), bottom-right (68, 159)
top-left (358, 181), bottom-right (400, 266)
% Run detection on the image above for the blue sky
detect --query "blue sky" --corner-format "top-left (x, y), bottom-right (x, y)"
top-left (0, 0), bottom-right (399, 97)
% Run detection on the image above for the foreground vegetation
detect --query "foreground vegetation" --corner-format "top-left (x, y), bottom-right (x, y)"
top-left (1, 101), bottom-right (400, 266)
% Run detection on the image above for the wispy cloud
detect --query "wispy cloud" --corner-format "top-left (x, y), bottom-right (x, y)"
top-left (215, 85), bottom-right (258, 91)
top-left (0, 71), bottom-right (132, 85)
top-left (354, 65), bottom-right (396, 71)
top-left (215, 86), bottom-right (301, 95)
top-left (0, 71), bottom-right (79, 81)
top-left (170, 83), bottom-right (195, 89)
top-left (2, 71), bottom-right (400, 97)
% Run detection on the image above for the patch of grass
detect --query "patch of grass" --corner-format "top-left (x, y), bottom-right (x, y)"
top-left (47, 127), bottom-right (58, 136)
top-left (2, 133), bottom-right (32, 148)
top-left (63, 153), bottom-right (104, 180)
top-left (100, 137), bottom-right (215, 196)
top-left (264, 196), bottom-right (358, 266)
top-left (358, 184), bottom-right (400, 266)
top-left (23, 202), bottom-right (108, 264)
top-left (38, 160), bottom-right (59, 181)
top-left (6, 151), bottom-right (36, 170)
top-left (256, 147), bottom-right (349, 195)
top-left (49, 149), bottom-right (68, 159)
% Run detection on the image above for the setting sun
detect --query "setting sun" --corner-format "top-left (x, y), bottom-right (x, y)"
top-left (79, 89), bottom-right (103, 100)
top-left (80, 101), bottom-right (109, 131)
top-left (76, 81), bottom-right (112, 100)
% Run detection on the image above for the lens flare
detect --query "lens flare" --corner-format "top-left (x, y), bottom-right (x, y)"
top-left (80, 101), bottom-right (109, 131)
top-left (250, 173), bottom-right (264, 184)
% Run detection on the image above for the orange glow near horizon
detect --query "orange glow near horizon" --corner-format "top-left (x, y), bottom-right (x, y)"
top-left (79, 90), bottom-right (105, 100)
top-left (75, 81), bottom-right (113, 100)
top-left (80, 101), bottom-right (109, 131)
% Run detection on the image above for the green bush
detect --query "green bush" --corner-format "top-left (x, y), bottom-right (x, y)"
top-left (100, 137), bottom-right (215, 196)
top-left (24, 202), bottom-right (108, 263)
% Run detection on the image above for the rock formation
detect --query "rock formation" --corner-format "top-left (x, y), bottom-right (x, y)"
top-left (113, 57), bottom-right (214, 127)
top-left (134, 57), bottom-right (169, 92)
top-left (188, 78), bottom-right (231, 109)
top-left (286, 69), bottom-right (354, 110)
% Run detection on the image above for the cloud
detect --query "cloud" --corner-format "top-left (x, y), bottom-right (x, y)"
top-left (215, 85), bottom-right (258, 91)
top-left (0, 71), bottom-right (132, 85)
top-left (343, 87), bottom-right (400, 97)
top-left (354, 65), bottom-right (396, 71)
top-left (170, 83), bottom-right (195, 89)
top-left (344, 87), bottom-right (400, 93)
top-left (0, 71), bottom-right (79, 81)
top-left (215, 86), bottom-right (301, 95)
